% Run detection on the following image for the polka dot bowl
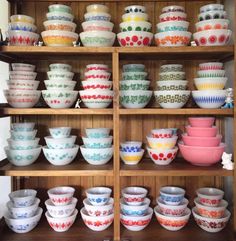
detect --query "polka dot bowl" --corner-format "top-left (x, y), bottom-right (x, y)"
top-left (119, 21), bottom-right (152, 32)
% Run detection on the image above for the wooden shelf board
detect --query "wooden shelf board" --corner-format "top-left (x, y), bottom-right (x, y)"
top-left (0, 159), bottom-right (113, 177)
top-left (8, 0), bottom-right (216, 2)
top-left (120, 159), bottom-right (233, 177)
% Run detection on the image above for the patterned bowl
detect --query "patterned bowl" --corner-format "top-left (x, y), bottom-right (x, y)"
top-left (160, 186), bottom-right (185, 205)
top-left (11, 122), bottom-right (35, 132)
top-left (42, 90), bottom-right (79, 108)
top-left (155, 31), bottom-right (192, 47)
top-left (120, 21), bottom-right (152, 32)
top-left (84, 12), bottom-right (111, 22)
top-left (120, 90), bottom-right (152, 109)
top-left (122, 72), bottom-right (148, 81)
top-left (188, 117), bottom-right (215, 127)
top-left (84, 70), bottom-right (111, 81)
top-left (199, 62), bottom-right (223, 71)
top-left (122, 186), bottom-right (148, 206)
top-left (157, 21), bottom-right (189, 32)
top-left (86, 4), bottom-right (109, 13)
top-left (117, 31), bottom-right (153, 47)
top-left (120, 197), bottom-right (150, 216)
top-left (120, 149), bottom-right (144, 165)
top-left (10, 14), bottom-right (35, 24)
top-left (154, 90), bottom-right (190, 109)
top-left (85, 187), bottom-right (112, 206)
top-left (197, 70), bottom-right (225, 78)
top-left (43, 20), bottom-right (76, 32)
top-left (151, 128), bottom-right (173, 138)
top-left (48, 4), bottom-right (72, 13)
top-left (82, 21), bottom-right (114, 32)
top-left (46, 11), bottom-right (74, 22)
top-left (194, 77), bottom-right (227, 91)
top-left (9, 22), bottom-right (37, 32)
top-left (11, 63), bottom-right (35, 72)
top-left (161, 5), bottom-right (185, 13)
top-left (185, 125), bottom-right (218, 137)
top-left (200, 3), bottom-right (224, 13)
top-left (120, 207), bottom-right (153, 231)
top-left (47, 72), bottom-right (74, 81)
top-left (7, 79), bottom-right (39, 91)
top-left (49, 127), bottom-right (71, 138)
top-left (81, 207), bottom-right (114, 231)
top-left (159, 12), bottom-right (187, 22)
top-left (5, 146), bottom-right (41, 166)
top-left (195, 19), bottom-right (229, 32)
top-left (44, 135), bottom-right (76, 149)
top-left (124, 5), bottom-right (146, 13)
top-left (147, 147), bottom-right (178, 165)
top-left (192, 90), bottom-right (226, 108)
top-left (9, 189), bottom-right (37, 208)
top-left (123, 64), bottom-right (145, 72)
top-left (49, 63), bottom-right (72, 72)
top-left (42, 30), bottom-right (79, 47)
top-left (44, 80), bottom-right (76, 90)
top-left (45, 209), bottom-right (78, 232)
top-left (81, 80), bottom-right (112, 90)
top-left (192, 207), bottom-right (230, 233)
top-left (146, 135), bottom-right (178, 149)
top-left (82, 136), bottom-right (112, 149)
top-left (122, 12), bottom-right (148, 22)
top-left (10, 129), bottom-right (37, 140)
top-left (8, 30), bottom-right (39, 46)
top-left (120, 141), bottom-right (142, 152)
top-left (85, 128), bottom-right (110, 138)
top-left (198, 10), bottom-right (227, 21)
top-left (7, 138), bottom-right (40, 150)
top-left (159, 71), bottom-right (185, 81)
top-left (160, 64), bottom-right (183, 73)
top-left (43, 145), bottom-right (79, 166)
top-left (182, 134), bottom-right (222, 147)
top-left (83, 198), bottom-right (114, 217)
top-left (154, 206), bottom-right (191, 231)
top-left (157, 80), bottom-right (188, 91)
top-left (9, 71), bottom-right (37, 81)
top-left (86, 64), bottom-right (109, 72)
top-left (120, 80), bottom-right (150, 90)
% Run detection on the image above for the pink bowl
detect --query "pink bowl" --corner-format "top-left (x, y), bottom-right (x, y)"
top-left (188, 117), bottom-right (215, 127)
top-left (178, 141), bottom-right (225, 166)
top-left (185, 125), bottom-right (217, 137)
top-left (181, 134), bottom-right (222, 147)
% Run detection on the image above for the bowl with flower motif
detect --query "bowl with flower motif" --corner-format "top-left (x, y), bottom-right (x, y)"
top-left (11, 122), bottom-right (35, 132)
top-left (7, 138), bottom-right (40, 150)
top-left (85, 128), bottom-right (110, 138)
top-left (160, 186), bottom-right (185, 205)
top-left (122, 186), bottom-right (148, 206)
top-left (120, 141), bottom-right (142, 152)
top-left (10, 129), bottom-right (37, 140)
top-left (9, 189), bottom-right (37, 207)
top-left (85, 187), bottom-right (112, 206)
top-left (82, 136), bottom-right (112, 149)
top-left (123, 64), bottom-right (145, 72)
top-left (44, 135), bottom-right (76, 149)
top-left (84, 70), bottom-right (111, 81)
top-left (198, 10), bottom-right (227, 21)
top-left (46, 11), bottom-right (74, 21)
top-left (124, 5), bottom-right (146, 14)
top-left (81, 80), bottom-right (112, 90)
top-left (120, 80), bottom-right (150, 90)
top-left (11, 63), bottom-right (35, 72)
top-left (8, 79), bottom-right (39, 91)
top-left (159, 12), bottom-right (187, 22)
top-left (82, 21), bottom-right (114, 32)
top-left (44, 80), bottom-right (76, 90)
top-left (43, 20), bottom-right (76, 32)
top-left (157, 21), bottom-right (189, 32)
top-left (122, 71), bottom-right (148, 81)
top-left (9, 71), bottom-right (37, 81)
top-left (47, 71), bottom-right (74, 81)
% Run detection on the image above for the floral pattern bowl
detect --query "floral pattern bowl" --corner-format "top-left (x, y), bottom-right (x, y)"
top-left (160, 186), bottom-right (185, 205)
top-left (11, 63), bottom-right (35, 72)
top-left (43, 20), bottom-right (76, 32)
top-left (85, 128), bottom-right (110, 138)
top-left (122, 186), bottom-right (148, 206)
top-left (49, 63), bottom-right (72, 72)
top-left (7, 138), bottom-right (40, 150)
top-left (122, 71), bottom-right (148, 81)
top-left (44, 80), bottom-right (76, 90)
top-left (44, 135), bottom-right (76, 149)
top-left (85, 187), bottom-right (112, 206)
top-left (84, 12), bottom-right (111, 22)
top-left (49, 127), bottom-right (71, 139)
top-left (46, 11), bottom-right (74, 22)
top-left (120, 80), bottom-right (150, 91)
top-left (11, 122), bottom-right (35, 132)
top-left (157, 20), bottom-right (189, 32)
top-left (123, 64), bottom-right (145, 72)
top-left (82, 136), bottom-right (113, 149)
top-left (120, 141), bottom-right (142, 152)
top-left (195, 19), bottom-right (229, 32)
top-left (7, 79), bottom-right (40, 91)
top-left (10, 129), bottom-right (37, 141)
top-left (84, 70), bottom-right (111, 81)
top-left (47, 71), bottom-right (74, 81)
top-left (9, 189), bottom-right (37, 207)
top-left (81, 80), bottom-right (112, 90)
top-left (82, 20), bottom-right (114, 32)
top-left (119, 21), bottom-right (152, 32)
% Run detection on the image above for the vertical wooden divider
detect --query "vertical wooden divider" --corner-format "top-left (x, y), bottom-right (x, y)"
top-left (234, 0), bottom-right (236, 234)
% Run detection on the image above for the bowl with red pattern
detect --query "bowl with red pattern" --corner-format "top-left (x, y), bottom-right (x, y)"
top-left (192, 207), bottom-right (230, 233)
top-left (196, 187), bottom-right (224, 207)
top-left (181, 134), bottom-right (222, 147)
top-left (8, 30), bottom-right (39, 46)
top-left (154, 206), bottom-right (191, 231)
top-left (120, 207), bottom-right (153, 231)
top-left (122, 187), bottom-right (148, 206)
top-left (185, 125), bottom-right (218, 137)
top-left (86, 64), bottom-right (109, 72)
top-left (117, 31), bottom-right (153, 47)
top-left (48, 186), bottom-right (75, 206)
top-left (151, 128), bottom-right (173, 138)
top-left (84, 70), bottom-right (111, 81)
top-left (81, 80), bottom-right (112, 90)
top-left (188, 117), bottom-right (215, 127)
top-left (147, 147), bottom-right (178, 165)
top-left (159, 12), bottom-right (187, 22)
top-left (195, 19), bottom-right (230, 32)
top-left (199, 62), bottom-right (223, 71)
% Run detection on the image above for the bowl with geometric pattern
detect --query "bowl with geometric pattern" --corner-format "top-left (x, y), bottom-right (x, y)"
top-left (194, 78), bottom-right (227, 90)
top-left (157, 80), bottom-right (188, 91)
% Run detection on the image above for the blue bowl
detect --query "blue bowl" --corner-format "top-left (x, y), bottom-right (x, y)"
top-left (160, 186), bottom-right (185, 205)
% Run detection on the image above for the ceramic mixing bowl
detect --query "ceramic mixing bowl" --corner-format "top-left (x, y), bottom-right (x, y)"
top-left (47, 71), bottom-right (74, 81)
top-left (44, 80), bottom-right (76, 90)
top-left (49, 63), bottom-right (72, 72)
top-left (123, 64), bottom-right (145, 72)
top-left (84, 70), bottom-right (111, 81)
top-left (198, 10), bottom-right (227, 21)
top-left (199, 62), bottom-right (223, 71)
top-left (157, 80), bottom-right (188, 91)
top-left (120, 149), bottom-right (144, 165)
top-left (10, 14), bottom-right (35, 24)
top-left (146, 135), bottom-right (178, 149)
top-left (122, 71), bottom-right (148, 81)
top-left (160, 186), bottom-right (185, 205)
top-left (194, 77), bottom-right (227, 90)
top-left (9, 22), bottom-right (37, 32)
top-left (185, 125), bottom-right (218, 137)
top-left (11, 122), bottom-right (35, 132)
top-left (9, 189), bottom-right (37, 207)
top-left (122, 12), bottom-right (148, 22)
top-left (119, 21), bottom-right (152, 32)
top-left (124, 5), bottom-right (146, 13)
top-left (10, 129), bottom-right (37, 140)
top-left (159, 71), bottom-right (185, 81)
top-left (200, 3), bottom-right (224, 12)
top-left (7, 79), bottom-right (39, 91)
top-left (157, 20), bottom-right (189, 32)
top-left (159, 12), bottom-right (187, 22)
top-left (86, 4), bottom-right (109, 13)
top-left (11, 63), bottom-right (35, 72)
top-left (85, 128), bottom-right (110, 138)
top-left (8, 30), bottom-right (39, 46)
top-left (120, 80), bottom-right (150, 91)
top-left (49, 127), bottom-right (71, 139)
top-left (9, 71), bottom-right (37, 81)
top-left (48, 4), bottom-right (72, 13)
top-left (46, 11), bottom-right (74, 21)
top-left (188, 117), bottom-right (215, 127)
top-left (81, 80), bottom-right (112, 90)
top-left (181, 134), bottom-right (222, 147)
top-left (122, 186), bottom-right (148, 206)
top-left (43, 20), bottom-right (76, 32)
top-left (120, 141), bottom-right (142, 152)
top-left (7, 138), bottom-right (40, 150)
top-left (82, 20), bottom-right (114, 32)
top-left (85, 187), bottom-right (112, 206)
top-left (82, 136), bottom-right (113, 149)
top-left (160, 64), bottom-right (183, 73)
top-left (44, 135), bottom-right (76, 149)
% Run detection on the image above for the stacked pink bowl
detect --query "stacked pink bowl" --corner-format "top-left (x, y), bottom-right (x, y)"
top-left (179, 117), bottom-right (225, 166)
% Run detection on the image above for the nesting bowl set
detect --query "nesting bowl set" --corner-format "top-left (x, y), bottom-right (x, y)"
top-left (155, 5), bottom-right (191, 47)
top-left (42, 63), bottom-right (79, 108)
top-left (179, 117), bottom-right (225, 166)
top-left (42, 4), bottom-right (79, 46)
top-left (117, 5), bottom-right (153, 47)
top-left (154, 64), bottom-right (190, 108)
top-left (4, 63), bottom-right (41, 108)
top-left (79, 64), bottom-right (114, 109)
top-left (43, 126), bottom-right (79, 165)
top-left (80, 128), bottom-right (113, 165)
top-left (45, 186), bottom-right (78, 232)
top-left (120, 187), bottom-right (153, 231)
top-left (4, 189), bottom-right (42, 233)
top-left (120, 64), bottom-right (152, 109)
top-left (5, 122), bottom-right (41, 166)
top-left (81, 187), bottom-right (114, 231)
top-left (193, 4), bottom-right (232, 46)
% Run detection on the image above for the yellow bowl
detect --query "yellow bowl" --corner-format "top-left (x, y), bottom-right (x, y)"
top-left (146, 135), bottom-right (178, 150)
top-left (86, 4), bottom-right (109, 13)
top-left (10, 15), bottom-right (35, 24)
top-left (120, 150), bottom-right (144, 165)
top-left (122, 13), bottom-right (148, 22)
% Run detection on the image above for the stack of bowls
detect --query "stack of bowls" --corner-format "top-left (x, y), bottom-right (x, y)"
top-left (192, 62), bottom-right (227, 109)
top-left (81, 187), bottom-right (114, 231)
top-left (42, 63), bottom-right (79, 108)
top-left (154, 64), bottom-right (190, 109)
top-left (5, 122), bottom-right (41, 166)
top-left (192, 187), bottom-right (231, 233)
top-left (43, 126), bottom-right (79, 166)
top-left (193, 4), bottom-right (232, 46)
top-left (146, 128), bottom-right (178, 165)
top-left (4, 63), bottom-right (41, 108)
top-left (120, 141), bottom-right (144, 165)
top-left (45, 186), bottom-right (78, 232)
top-left (4, 189), bottom-right (42, 233)
top-left (117, 5), bottom-right (153, 47)
top-left (120, 187), bottom-right (153, 231)
top-left (154, 186), bottom-right (190, 231)
top-left (8, 15), bottom-right (39, 46)
top-left (80, 4), bottom-right (116, 47)
top-left (155, 6), bottom-right (191, 47)
top-left (79, 64), bottom-right (114, 108)
top-left (120, 64), bottom-right (152, 109)
top-left (179, 117), bottom-right (225, 166)
top-left (80, 128), bottom-right (113, 165)
top-left (42, 4), bottom-right (78, 46)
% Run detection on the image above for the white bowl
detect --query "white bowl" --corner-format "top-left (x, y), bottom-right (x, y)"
top-left (7, 138), bottom-right (40, 150)
top-left (120, 80), bottom-right (150, 91)
top-left (122, 186), bottom-right (148, 206)
top-left (9, 71), bottom-right (37, 80)
top-left (47, 71), bottom-right (74, 81)
top-left (11, 122), bottom-right (35, 132)
top-left (198, 10), bottom-right (227, 21)
top-left (86, 4), bottom-right (109, 13)
top-left (9, 189), bottom-right (37, 207)
top-left (85, 187), bottom-right (112, 206)
top-left (161, 5), bottom-right (185, 13)
top-left (10, 129), bottom-right (37, 140)
top-left (157, 21), bottom-right (189, 32)
top-left (80, 145), bottom-right (113, 165)
top-left (43, 145), bottom-right (79, 166)
top-left (119, 21), bottom-right (152, 32)
top-left (46, 11), bottom-right (74, 22)
top-left (197, 70), bottom-right (225, 78)
top-left (9, 21), bottom-right (37, 32)
top-left (120, 141), bottom-right (142, 151)
top-left (45, 197), bottom-right (77, 218)
top-left (44, 135), bottom-right (76, 149)
top-left (85, 128), bottom-right (111, 138)
top-left (84, 12), bottom-right (111, 22)
top-left (7, 79), bottom-right (39, 91)
top-left (82, 20), bottom-right (114, 32)
top-left (146, 135), bottom-right (178, 149)
top-left (122, 71), bottom-right (148, 81)
top-left (81, 80), bottom-right (112, 90)
top-left (159, 12), bottom-right (187, 22)
top-left (7, 198), bottom-right (40, 219)
top-left (83, 198), bottom-right (114, 217)
top-left (48, 4), bottom-right (72, 13)
top-left (124, 5), bottom-right (146, 14)
top-left (11, 63), bottom-right (35, 72)
top-left (122, 12), bottom-right (148, 22)
top-left (160, 186), bottom-right (185, 205)
top-left (4, 207), bottom-right (42, 233)
top-left (82, 136), bottom-right (112, 149)
top-left (120, 149), bottom-right (144, 165)
top-left (44, 80), bottom-right (76, 90)
top-left (8, 30), bottom-right (39, 46)
top-left (200, 4), bottom-right (224, 13)
top-left (194, 77), bottom-right (227, 90)
top-left (199, 62), bottom-right (224, 71)
top-left (195, 19), bottom-right (230, 32)
top-left (84, 70), bottom-right (111, 81)
top-left (157, 80), bottom-right (188, 91)
top-left (49, 127), bottom-right (71, 138)
top-left (160, 64), bottom-right (183, 72)
top-left (10, 15), bottom-right (35, 24)
top-left (81, 207), bottom-right (114, 231)
top-left (43, 20), bottom-right (76, 32)
top-left (86, 64), bottom-right (109, 72)
top-left (49, 63), bottom-right (72, 72)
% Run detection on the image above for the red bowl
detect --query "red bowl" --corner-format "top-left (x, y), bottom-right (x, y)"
top-left (185, 125), bottom-right (217, 137)
top-left (181, 134), bottom-right (222, 147)
top-left (178, 141), bottom-right (225, 166)
top-left (188, 117), bottom-right (215, 127)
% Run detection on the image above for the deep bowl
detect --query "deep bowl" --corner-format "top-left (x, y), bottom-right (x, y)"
top-left (185, 125), bottom-right (218, 137)
top-left (43, 20), bottom-right (76, 32)
top-left (8, 30), bottom-right (39, 46)
top-left (123, 64), bottom-right (145, 72)
top-left (160, 186), bottom-right (185, 205)
top-left (9, 22), bottom-right (37, 32)
top-left (49, 127), bottom-right (71, 139)
top-left (47, 71), bottom-right (74, 81)
top-left (120, 141), bottom-right (142, 152)
top-left (85, 128), bottom-right (110, 138)
top-left (10, 129), bottom-right (37, 140)
top-left (82, 20), bottom-right (114, 32)
top-left (122, 71), bottom-right (148, 81)
top-left (119, 21), bottom-right (152, 32)
top-left (196, 19), bottom-right (229, 32)
top-left (198, 10), bottom-right (227, 21)
top-left (199, 62), bottom-right (223, 71)
top-left (120, 80), bottom-right (150, 91)
top-left (86, 4), bottom-right (109, 13)
top-left (44, 135), bottom-right (76, 149)
top-left (7, 138), bottom-right (40, 150)
top-left (160, 64), bottom-right (183, 73)
top-left (46, 11), bottom-right (74, 22)
top-left (120, 149), bottom-right (144, 165)
top-left (122, 12), bottom-right (148, 22)
top-left (159, 12), bottom-right (187, 22)
top-left (159, 71), bottom-right (186, 81)
top-left (146, 135), bottom-right (178, 149)
top-left (10, 15), bottom-right (35, 24)
top-left (48, 4), bottom-right (72, 13)
top-left (85, 187), bottom-right (112, 206)
top-left (86, 64), bottom-right (109, 72)
top-left (44, 80), bottom-right (76, 90)
top-left (188, 117), bottom-right (215, 127)
top-left (9, 189), bottom-right (37, 207)
top-left (181, 134), bottom-right (222, 147)
top-left (84, 12), bottom-right (111, 22)
top-left (157, 21), bottom-right (189, 32)
top-left (82, 136), bottom-right (113, 149)
top-left (84, 70), bottom-right (111, 81)
top-left (157, 80), bottom-right (188, 91)
top-left (8, 79), bottom-right (39, 91)
top-left (49, 63), bottom-right (72, 72)
top-left (9, 70), bottom-right (37, 80)
top-left (194, 77), bottom-right (227, 90)
top-left (11, 63), bottom-right (35, 72)
top-left (11, 122), bottom-right (35, 132)
top-left (200, 3), bottom-right (224, 13)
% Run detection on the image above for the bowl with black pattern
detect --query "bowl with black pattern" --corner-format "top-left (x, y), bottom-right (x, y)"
top-left (157, 80), bottom-right (188, 91)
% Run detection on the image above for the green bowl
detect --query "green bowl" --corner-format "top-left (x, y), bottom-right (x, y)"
top-left (122, 71), bottom-right (148, 81)
top-left (120, 80), bottom-right (150, 90)
top-left (159, 72), bottom-right (185, 81)
top-left (123, 64), bottom-right (145, 72)
top-left (49, 4), bottom-right (72, 13)
top-left (119, 21), bottom-right (152, 32)
top-left (160, 64), bottom-right (183, 73)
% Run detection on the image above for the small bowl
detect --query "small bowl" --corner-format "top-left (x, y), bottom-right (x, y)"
top-left (9, 71), bottom-right (37, 81)
top-left (11, 63), bottom-right (35, 72)
top-left (192, 207), bottom-right (230, 233)
top-left (161, 5), bottom-right (185, 13)
top-left (120, 80), bottom-right (150, 91)
top-left (86, 64), bottom-right (109, 72)
top-left (46, 209), bottom-right (78, 232)
top-left (200, 4), bottom-right (224, 13)
top-left (49, 63), bottom-right (72, 72)
top-left (154, 206), bottom-right (191, 231)
top-left (119, 21), bottom-right (151, 32)
top-left (8, 30), bottom-right (39, 46)
top-left (123, 64), bottom-right (145, 72)
top-left (82, 136), bottom-right (113, 149)
top-left (188, 117), bottom-right (215, 127)
top-left (120, 149), bottom-right (144, 165)
top-left (84, 70), bottom-right (111, 81)
top-left (9, 189), bottom-right (37, 208)
top-left (157, 20), bottom-right (189, 32)
top-left (82, 20), bottom-right (114, 32)
top-left (7, 198), bottom-right (40, 219)
top-left (159, 71), bottom-right (185, 81)
top-left (157, 80), bottom-right (188, 91)
top-left (122, 12), bottom-right (148, 22)
top-left (199, 62), bottom-right (223, 71)
top-left (44, 136), bottom-right (76, 149)
top-left (198, 10), bottom-right (227, 21)
top-left (160, 64), bottom-right (183, 73)
top-left (120, 197), bottom-right (150, 216)
top-left (48, 186), bottom-right (75, 206)
top-left (124, 5), bottom-right (146, 14)
top-left (11, 122), bottom-right (35, 132)
top-left (197, 70), bottom-right (225, 78)
top-left (160, 186), bottom-right (185, 205)
top-left (45, 197), bottom-right (77, 218)
top-left (49, 127), bottom-right (71, 139)
top-left (85, 128), bottom-right (110, 138)
top-left (84, 12), bottom-right (111, 22)
top-left (86, 4), bottom-right (109, 13)
top-left (9, 22), bottom-right (37, 32)
top-left (44, 80), bottom-right (76, 90)
top-left (85, 187), bottom-right (112, 206)
top-left (10, 15), bottom-right (35, 24)
top-left (120, 141), bottom-right (142, 152)
top-left (120, 207), bottom-right (153, 231)
top-left (46, 11), bottom-right (74, 22)
top-left (7, 79), bottom-right (39, 91)
top-left (7, 138), bottom-right (40, 150)
top-left (185, 125), bottom-right (218, 137)
top-left (159, 12), bottom-right (187, 22)
top-left (146, 135), bottom-right (178, 150)
top-left (181, 134), bottom-right (222, 147)
top-left (83, 198), bottom-right (114, 217)
top-left (122, 186), bottom-right (148, 206)
top-left (194, 77), bottom-right (227, 90)
top-left (81, 207), bottom-right (114, 231)
top-left (151, 128), bottom-right (173, 138)
top-left (47, 71), bottom-right (74, 81)
top-left (43, 20), bottom-right (76, 32)
top-left (48, 4), bottom-right (72, 13)
top-left (195, 19), bottom-right (229, 32)
top-left (122, 71), bottom-right (148, 81)
top-left (10, 129), bottom-right (37, 140)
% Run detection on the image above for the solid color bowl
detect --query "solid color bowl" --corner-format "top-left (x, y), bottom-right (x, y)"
top-left (9, 71), bottom-right (37, 81)
top-left (188, 117), bottom-right (215, 127)
top-left (119, 21), bottom-right (152, 32)
top-left (123, 64), bottom-right (145, 72)
top-left (124, 5), bottom-right (146, 13)
top-left (185, 125), bottom-right (218, 137)
top-left (146, 135), bottom-right (178, 149)
top-left (122, 186), bottom-right (148, 206)
top-left (83, 198), bottom-right (114, 217)
top-left (11, 122), bottom-right (35, 132)
top-left (178, 141), bottom-right (225, 166)
top-left (160, 186), bottom-right (185, 205)
top-left (48, 4), bottom-right (72, 13)
top-left (11, 63), bottom-right (35, 72)
top-left (43, 20), bottom-right (76, 32)
top-left (7, 79), bottom-right (39, 91)
top-left (194, 77), bottom-right (227, 90)
top-left (49, 127), bottom-right (71, 139)
top-left (84, 12), bottom-right (111, 22)
top-left (44, 80), bottom-right (76, 90)
top-left (85, 187), bottom-right (112, 206)
top-left (157, 80), bottom-right (188, 91)
top-left (198, 10), bottom-right (227, 21)
top-left (86, 4), bottom-right (109, 13)
top-left (122, 12), bottom-right (148, 22)
top-left (120, 149), bottom-right (144, 165)
top-left (47, 71), bottom-right (74, 81)
top-left (157, 21), bottom-right (189, 32)
top-left (9, 22), bottom-right (37, 32)
top-left (161, 5), bottom-right (185, 13)
top-left (181, 134), bottom-right (222, 147)
top-left (195, 19), bottom-right (229, 32)
top-left (159, 12), bottom-right (187, 22)
top-left (122, 71), bottom-right (148, 81)
top-left (160, 64), bottom-right (183, 73)
top-left (8, 30), bottom-right (39, 46)
top-left (197, 70), bottom-right (225, 78)
top-left (9, 189), bottom-right (37, 207)
top-left (120, 80), bottom-right (150, 91)
top-left (86, 64), bottom-right (109, 72)
top-left (44, 135), bottom-right (76, 149)
top-left (10, 14), bottom-right (35, 24)
top-left (120, 141), bottom-right (142, 152)
top-left (200, 3), bottom-right (224, 13)
top-left (46, 11), bottom-right (74, 21)
top-left (82, 136), bottom-right (113, 149)
top-left (85, 128), bottom-right (110, 138)
top-left (159, 71), bottom-right (185, 81)
top-left (7, 138), bottom-right (40, 150)
top-left (84, 70), bottom-right (111, 81)
top-left (82, 20), bottom-right (114, 32)
top-left (199, 62), bottom-right (223, 71)
top-left (10, 129), bottom-right (37, 140)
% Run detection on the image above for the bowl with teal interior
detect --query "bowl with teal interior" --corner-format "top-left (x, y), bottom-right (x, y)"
top-left (5, 146), bottom-right (42, 166)
top-left (160, 186), bottom-right (185, 205)
top-left (43, 145), bottom-right (79, 166)
top-left (156, 21), bottom-right (189, 32)
top-left (120, 21), bottom-right (152, 32)
top-left (44, 135), bottom-right (76, 149)
top-left (122, 71), bottom-right (148, 81)
top-left (123, 64), bottom-right (145, 72)
top-left (49, 127), bottom-right (71, 138)
top-left (48, 4), bottom-right (72, 13)
top-left (80, 145), bottom-right (113, 165)
top-left (120, 80), bottom-right (150, 90)
top-left (120, 141), bottom-right (142, 152)
top-left (7, 138), bottom-right (40, 150)
top-left (11, 122), bottom-right (35, 132)
top-left (9, 189), bottom-right (37, 207)
top-left (85, 128), bottom-right (111, 138)
top-left (10, 130), bottom-right (37, 141)
top-left (82, 136), bottom-right (113, 149)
